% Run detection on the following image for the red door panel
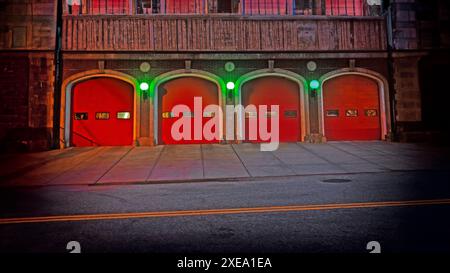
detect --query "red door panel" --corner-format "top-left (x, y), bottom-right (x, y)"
top-left (159, 77), bottom-right (219, 144)
top-left (323, 75), bottom-right (381, 141)
top-left (242, 77), bottom-right (300, 142)
top-left (71, 78), bottom-right (134, 147)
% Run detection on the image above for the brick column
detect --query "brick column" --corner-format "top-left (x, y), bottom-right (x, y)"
top-left (28, 53), bottom-right (55, 150)
top-left (394, 57), bottom-right (422, 122)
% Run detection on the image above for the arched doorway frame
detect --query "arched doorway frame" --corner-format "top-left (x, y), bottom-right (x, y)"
top-left (235, 69), bottom-right (309, 142)
top-left (61, 70), bottom-right (139, 148)
top-left (318, 68), bottom-right (391, 141)
top-left (151, 69), bottom-right (226, 145)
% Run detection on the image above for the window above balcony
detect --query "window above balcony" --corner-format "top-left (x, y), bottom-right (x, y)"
top-left (64, 0), bottom-right (383, 16)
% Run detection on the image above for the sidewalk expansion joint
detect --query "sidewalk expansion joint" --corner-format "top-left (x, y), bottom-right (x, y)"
top-left (230, 144), bottom-right (252, 178)
top-left (295, 143), bottom-right (347, 171)
top-left (327, 142), bottom-right (390, 170)
top-left (200, 144), bottom-right (205, 178)
top-left (93, 147), bottom-right (135, 185)
top-left (44, 147), bottom-right (108, 185)
top-left (144, 145), bottom-right (165, 182)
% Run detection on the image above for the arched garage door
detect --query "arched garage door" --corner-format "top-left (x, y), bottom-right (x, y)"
top-left (158, 77), bottom-right (220, 144)
top-left (323, 75), bottom-right (381, 141)
top-left (242, 76), bottom-right (301, 142)
top-left (71, 77), bottom-right (134, 147)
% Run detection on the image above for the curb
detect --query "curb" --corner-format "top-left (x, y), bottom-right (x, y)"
top-left (1, 169), bottom-right (446, 189)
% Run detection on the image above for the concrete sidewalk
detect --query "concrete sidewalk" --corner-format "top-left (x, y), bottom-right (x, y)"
top-left (1, 142), bottom-right (449, 187)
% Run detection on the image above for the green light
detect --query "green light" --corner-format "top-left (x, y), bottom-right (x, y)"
top-left (226, 82), bottom-right (235, 90)
top-left (310, 80), bottom-right (320, 90)
top-left (140, 82), bottom-right (149, 91)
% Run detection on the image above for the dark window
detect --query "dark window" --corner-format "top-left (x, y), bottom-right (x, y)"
top-left (264, 111), bottom-right (278, 118)
top-left (137, 0), bottom-right (160, 14)
top-left (203, 111), bottom-right (216, 118)
top-left (95, 112), bottom-right (110, 120)
top-left (162, 112), bottom-right (174, 119)
top-left (152, 0), bottom-right (160, 13)
top-left (345, 109), bottom-right (358, 117)
top-left (245, 111), bottom-right (258, 118)
top-left (218, 0), bottom-right (232, 13)
top-left (74, 113), bottom-right (88, 120)
top-left (217, 0), bottom-right (239, 13)
top-left (326, 110), bottom-right (339, 117)
top-left (416, 0), bottom-right (439, 21)
top-left (295, 0), bottom-right (313, 15)
top-left (285, 110), bottom-right (298, 118)
top-left (365, 109), bottom-right (378, 117)
top-left (12, 27), bottom-right (26, 48)
top-left (117, 112), bottom-right (131, 119)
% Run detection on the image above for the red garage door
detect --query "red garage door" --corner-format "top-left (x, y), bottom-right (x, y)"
top-left (71, 77), bottom-right (134, 147)
top-left (323, 75), bottom-right (381, 141)
top-left (242, 77), bottom-right (301, 142)
top-left (159, 77), bottom-right (219, 144)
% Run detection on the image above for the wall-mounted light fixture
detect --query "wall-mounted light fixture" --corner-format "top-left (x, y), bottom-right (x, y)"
top-left (309, 80), bottom-right (320, 97)
top-left (226, 81), bottom-right (235, 101)
top-left (140, 82), bottom-right (149, 91)
top-left (226, 81), bottom-right (235, 90)
top-left (309, 80), bottom-right (320, 90)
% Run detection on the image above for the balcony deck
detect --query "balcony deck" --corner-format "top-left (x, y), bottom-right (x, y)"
top-left (62, 15), bottom-right (387, 52)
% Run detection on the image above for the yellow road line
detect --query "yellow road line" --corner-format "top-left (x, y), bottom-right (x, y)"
top-left (1, 199), bottom-right (450, 225)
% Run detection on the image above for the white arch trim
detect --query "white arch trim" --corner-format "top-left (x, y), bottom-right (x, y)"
top-left (318, 68), bottom-right (391, 141)
top-left (151, 69), bottom-right (226, 145)
top-left (61, 70), bottom-right (139, 148)
top-left (235, 69), bottom-right (310, 142)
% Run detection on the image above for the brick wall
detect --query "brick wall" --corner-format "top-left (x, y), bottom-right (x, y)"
top-left (390, 0), bottom-right (450, 141)
top-left (391, 0), bottom-right (419, 50)
top-left (391, 0), bottom-right (450, 50)
top-left (0, 53), bottom-right (55, 152)
top-left (394, 57), bottom-right (422, 122)
top-left (0, 0), bottom-right (56, 50)
top-left (416, 0), bottom-right (450, 49)
top-left (0, 0), bottom-right (56, 152)
top-left (0, 55), bottom-right (29, 146)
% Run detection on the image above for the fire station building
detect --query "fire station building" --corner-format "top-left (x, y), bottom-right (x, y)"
top-left (0, 0), bottom-right (449, 151)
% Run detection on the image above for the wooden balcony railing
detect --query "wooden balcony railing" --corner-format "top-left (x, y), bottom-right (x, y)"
top-left (62, 15), bottom-right (387, 52)
top-left (64, 0), bottom-right (383, 16)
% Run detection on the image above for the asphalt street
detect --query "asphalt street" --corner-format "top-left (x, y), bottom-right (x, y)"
top-left (1, 170), bottom-right (450, 253)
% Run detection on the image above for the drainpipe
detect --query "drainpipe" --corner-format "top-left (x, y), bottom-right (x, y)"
top-left (52, 0), bottom-right (63, 149)
top-left (385, 2), bottom-right (398, 141)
